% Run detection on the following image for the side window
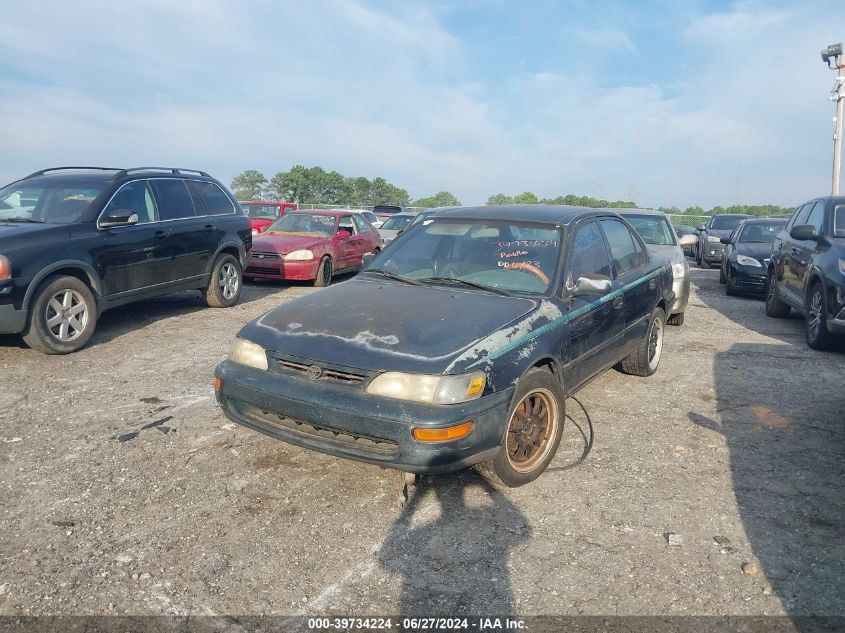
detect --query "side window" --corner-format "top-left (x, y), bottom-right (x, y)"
top-left (103, 181), bottom-right (159, 224)
top-left (149, 180), bottom-right (197, 220)
top-left (570, 222), bottom-right (613, 281)
top-left (789, 203), bottom-right (812, 229)
top-left (352, 215), bottom-right (371, 234)
top-left (805, 201), bottom-right (826, 234)
top-left (338, 216), bottom-right (356, 234)
top-left (599, 219), bottom-right (641, 277)
top-left (190, 181), bottom-right (235, 216)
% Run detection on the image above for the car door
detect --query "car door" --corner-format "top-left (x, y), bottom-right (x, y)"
top-left (599, 218), bottom-right (652, 354)
top-left (352, 215), bottom-right (379, 259)
top-left (791, 200), bottom-right (826, 301)
top-left (335, 215), bottom-right (360, 270)
top-left (779, 203), bottom-right (812, 303)
top-left (149, 179), bottom-right (214, 282)
top-left (93, 180), bottom-right (172, 297)
top-left (564, 220), bottom-right (623, 391)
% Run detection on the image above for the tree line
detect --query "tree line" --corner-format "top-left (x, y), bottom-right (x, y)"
top-left (230, 168), bottom-right (794, 216)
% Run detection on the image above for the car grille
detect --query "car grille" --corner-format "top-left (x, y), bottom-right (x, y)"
top-left (244, 266), bottom-right (283, 276)
top-left (232, 402), bottom-right (399, 458)
top-left (250, 251), bottom-right (281, 261)
top-left (269, 355), bottom-right (369, 386)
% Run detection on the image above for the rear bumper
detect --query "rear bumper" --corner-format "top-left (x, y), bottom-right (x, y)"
top-left (214, 360), bottom-right (513, 474)
top-left (244, 259), bottom-right (321, 281)
top-left (0, 303), bottom-right (27, 334)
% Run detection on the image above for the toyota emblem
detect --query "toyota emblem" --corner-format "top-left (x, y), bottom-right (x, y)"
top-left (307, 365), bottom-right (323, 380)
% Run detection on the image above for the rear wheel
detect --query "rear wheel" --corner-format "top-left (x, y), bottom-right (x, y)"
top-left (22, 275), bottom-right (98, 354)
top-left (806, 282), bottom-right (833, 350)
top-left (765, 268), bottom-right (791, 318)
top-left (473, 368), bottom-right (564, 488)
top-left (314, 256), bottom-right (333, 287)
top-left (205, 255), bottom-right (242, 307)
top-left (620, 307), bottom-right (665, 376)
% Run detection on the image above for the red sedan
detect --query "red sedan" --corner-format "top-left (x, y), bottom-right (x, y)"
top-left (240, 201), bottom-right (299, 236)
top-left (244, 210), bottom-right (381, 286)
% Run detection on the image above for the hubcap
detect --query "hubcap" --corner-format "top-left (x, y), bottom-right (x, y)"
top-left (808, 290), bottom-right (822, 342)
top-left (648, 316), bottom-right (664, 370)
top-left (506, 388), bottom-right (559, 473)
top-left (45, 289), bottom-right (88, 342)
top-left (219, 263), bottom-right (239, 299)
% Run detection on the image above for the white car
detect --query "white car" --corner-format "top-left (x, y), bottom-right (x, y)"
top-left (347, 209), bottom-right (383, 229)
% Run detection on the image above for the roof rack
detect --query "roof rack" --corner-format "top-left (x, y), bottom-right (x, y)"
top-left (24, 167), bottom-right (122, 179)
top-left (113, 167), bottom-right (210, 179)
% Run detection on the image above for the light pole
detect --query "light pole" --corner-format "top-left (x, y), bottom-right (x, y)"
top-left (822, 43), bottom-right (845, 195)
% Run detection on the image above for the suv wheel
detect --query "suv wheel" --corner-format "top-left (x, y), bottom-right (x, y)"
top-left (22, 275), bottom-right (98, 354)
top-left (205, 255), bottom-right (242, 308)
top-left (473, 367), bottom-right (564, 488)
top-left (765, 269), bottom-right (791, 318)
top-left (620, 307), bottom-right (665, 376)
top-left (806, 282), bottom-right (833, 350)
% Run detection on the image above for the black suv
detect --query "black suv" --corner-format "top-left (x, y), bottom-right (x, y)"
top-left (0, 167), bottom-right (251, 354)
top-left (766, 196), bottom-right (845, 349)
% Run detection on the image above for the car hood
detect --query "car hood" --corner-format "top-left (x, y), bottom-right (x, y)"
top-left (0, 221), bottom-right (71, 248)
top-left (240, 277), bottom-right (551, 374)
top-left (378, 229), bottom-right (401, 240)
top-left (251, 233), bottom-right (327, 254)
top-left (644, 244), bottom-right (684, 265)
top-left (735, 242), bottom-right (775, 260)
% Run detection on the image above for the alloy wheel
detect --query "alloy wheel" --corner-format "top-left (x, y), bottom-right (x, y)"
top-left (219, 263), bottom-right (239, 299)
top-left (45, 289), bottom-right (88, 342)
top-left (807, 289), bottom-right (822, 344)
top-left (506, 388), bottom-right (560, 474)
top-left (647, 314), bottom-right (664, 371)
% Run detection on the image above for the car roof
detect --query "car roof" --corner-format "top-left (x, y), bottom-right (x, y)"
top-left (14, 167), bottom-right (217, 188)
top-left (738, 217), bottom-right (787, 224)
top-left (290, 209), bottom-right (349, 217)
top-left (434, 204), bottom-right (619, 226)
top-left (615, 208), bottom-right (668, 218)
top-left (240, 200), bottom-right (292, 205)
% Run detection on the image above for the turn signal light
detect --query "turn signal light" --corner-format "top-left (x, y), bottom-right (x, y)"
top-left (412, 421), bottom-right (473, 443)
top-left (0, 256), bottom-right (10, 280)
top-left (213, 376), bottom-right (222, 390)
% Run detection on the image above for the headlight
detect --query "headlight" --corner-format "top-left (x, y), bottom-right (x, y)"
top-left (284, 249), bottom-right (314, 261)
top-left (671, 261), bottom-right (687, 280)
top-left (230, 338), bottom-right (268, 370)
top-left (707, 235), bottom-right (721, 242)
top-left (0, 255), bottom-right (10, 280)
top-left (366, 371), bottom-right (485, 404)
top-left (736, 255), bottom-right (762, 267)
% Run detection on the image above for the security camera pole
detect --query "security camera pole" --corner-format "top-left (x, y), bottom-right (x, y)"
top-left (822, 43), bottom-right (845, 194)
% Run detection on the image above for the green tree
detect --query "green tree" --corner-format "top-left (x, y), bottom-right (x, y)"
top-left (369, 177), bottom-right (411, 206)
top-left (341, 176), bottom-right (373, 207)
top-left (513, 191), bottom-right (540, 204)
top-left (486, 193), bottom-right (514, 205)
top-left (269, 165), bottom-right (309, 202)
top-left (230, 170), bottom-right (268, 200)
top-left (684, 206), bottom-right (705, 215)
top-left (412, 191), bottom-right (461, 208)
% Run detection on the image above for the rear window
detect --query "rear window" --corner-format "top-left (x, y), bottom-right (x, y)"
top-left (191, 181), bottom-right (234, 216)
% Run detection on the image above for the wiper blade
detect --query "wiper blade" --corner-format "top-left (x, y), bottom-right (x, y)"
top-left (1, 217), bottom-right (43, 223)
top-left (417, 277), bottom-right (514, 296)
top-left (363, 268), bottom-right (421, 285)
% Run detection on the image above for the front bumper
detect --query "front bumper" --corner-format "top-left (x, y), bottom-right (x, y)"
top-left (214, 360), bottom-right (513, 474)
top-left (0, 302), bottom-right (27, 334)
top-left (243, 258), bottom-right (321, 281)
top-left (671, 275), bottom-right (690, 315)
top-left (731, 265), bottom-right (767, 294)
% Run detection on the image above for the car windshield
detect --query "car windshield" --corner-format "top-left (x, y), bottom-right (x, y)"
top-left (834, 204), bottom-right (845, 238)
top-left (364, 219), bottom-right (561, 294)
top-left (624, 215), bottom-right (675, 246)
top-left (243, 204), bottom-right (280, 219)
top-left (0, 181), bottom-right (105, 224)
top-left (711, 215), bottom-right (746, 230)
top-left (379, 215), bottom-right (413, 231)
top-left (265, 213), bottom-right (336, 237)
top-left (738, 222), bottom-right (783, 243)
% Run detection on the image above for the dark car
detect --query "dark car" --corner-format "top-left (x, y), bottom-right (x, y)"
top-left (0, 167), bottom-right (251, 354)
top-left (695, 214), bottom-right (752, 268)
top-left (766, 196), bottom-right (845, 350)
top-left (214, 205), bottom-right (674, 487)
top-left (719, 218), bottom-right (786, 296)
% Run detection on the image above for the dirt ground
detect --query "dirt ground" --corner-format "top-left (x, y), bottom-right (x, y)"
top-left (0, 265), bottom-right (843, 620)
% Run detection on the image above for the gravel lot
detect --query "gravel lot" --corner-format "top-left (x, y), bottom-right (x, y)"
top-left (0, 266), bottom-right (843, 620)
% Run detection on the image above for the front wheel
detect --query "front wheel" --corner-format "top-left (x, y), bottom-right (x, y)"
top-left (473, 368), bottom-right (564, 488)
top-left (765, 269), bottom-right (791, 318)
top-left (314, 256), bottom-right (333, 287)
top-left (719, 266), bottom-right (726, 284)
top-left (22, 275), bottom-right (98, 354)
top-left (205, 255), bottom-right (242, 307)
top-left (725, 267), bottom-right (738, 296)
top-left (620, 307), bottom-right (665, 377)
top-left (806, 283), bottom-right (833, 350)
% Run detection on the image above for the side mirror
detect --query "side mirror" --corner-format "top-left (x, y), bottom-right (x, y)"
top-left (571, 276), bottom-right (612, 297)
top-left (336, 230), bottom-right (351, 239)
top-left (789, 224), bottom-right (818, 241)
top-left (719, 237), bottom-right (731, 245)
top-left (362, 252), bottom-right (376, 267)
top-left (678, 234), bottom-right (697, 247)
top-left (100, 210), bottom-right (139, 228)
top-left (697, 223), bottom-right (706, 231)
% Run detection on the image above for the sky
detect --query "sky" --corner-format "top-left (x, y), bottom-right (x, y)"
top-left (0, 0), bottom-right (842, 209)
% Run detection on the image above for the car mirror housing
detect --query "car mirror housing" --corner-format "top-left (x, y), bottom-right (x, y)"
top-left (361, 252), bottom-right (376, 267)
top-left (336, 230), bottom-right (351, 239)
top-left (678, 234), bottom-right (697, 247)
top-left (720, 237), bottom-right (731, 245)
top-left (100, 210), bottom-right (139, 228)
top-left (789, 224), bottom-right (818, 241)
top-left (571, 276), bottom-right (612, 297)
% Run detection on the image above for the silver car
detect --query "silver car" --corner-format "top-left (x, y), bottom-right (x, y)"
top-left (618, 209), bottom-right (693, 326)
top-left (376, 212), bottom-right (419, 247)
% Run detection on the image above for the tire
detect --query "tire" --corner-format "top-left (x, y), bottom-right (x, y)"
top-left (22, 275), bottom-right (98, 354)
top-left (725, 267), bottom-right (738, 296)
top-left (205, 254), bottom-right (242, 308)
top-left (765, 268), bottom-right (791, 318)
top-left (805, 282), bottom-right (834, 350)
top-left (667, 311), bottom-right (685, 326)
top-left (719, 266), bottom-right (726, 284)
top-left (473, 367), bottom-right (565, 488)
top-left (620, 307), bottom-right (665, 377)
top-left (314, 256), bottom-right (333, 287)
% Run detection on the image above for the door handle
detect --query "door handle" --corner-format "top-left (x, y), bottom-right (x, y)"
top-left (154, 230), bottom-right (168, 240)
top-left (612, 296), bottom-right (624, 310)
top-left (204, 224), bottom-right (214, 232)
